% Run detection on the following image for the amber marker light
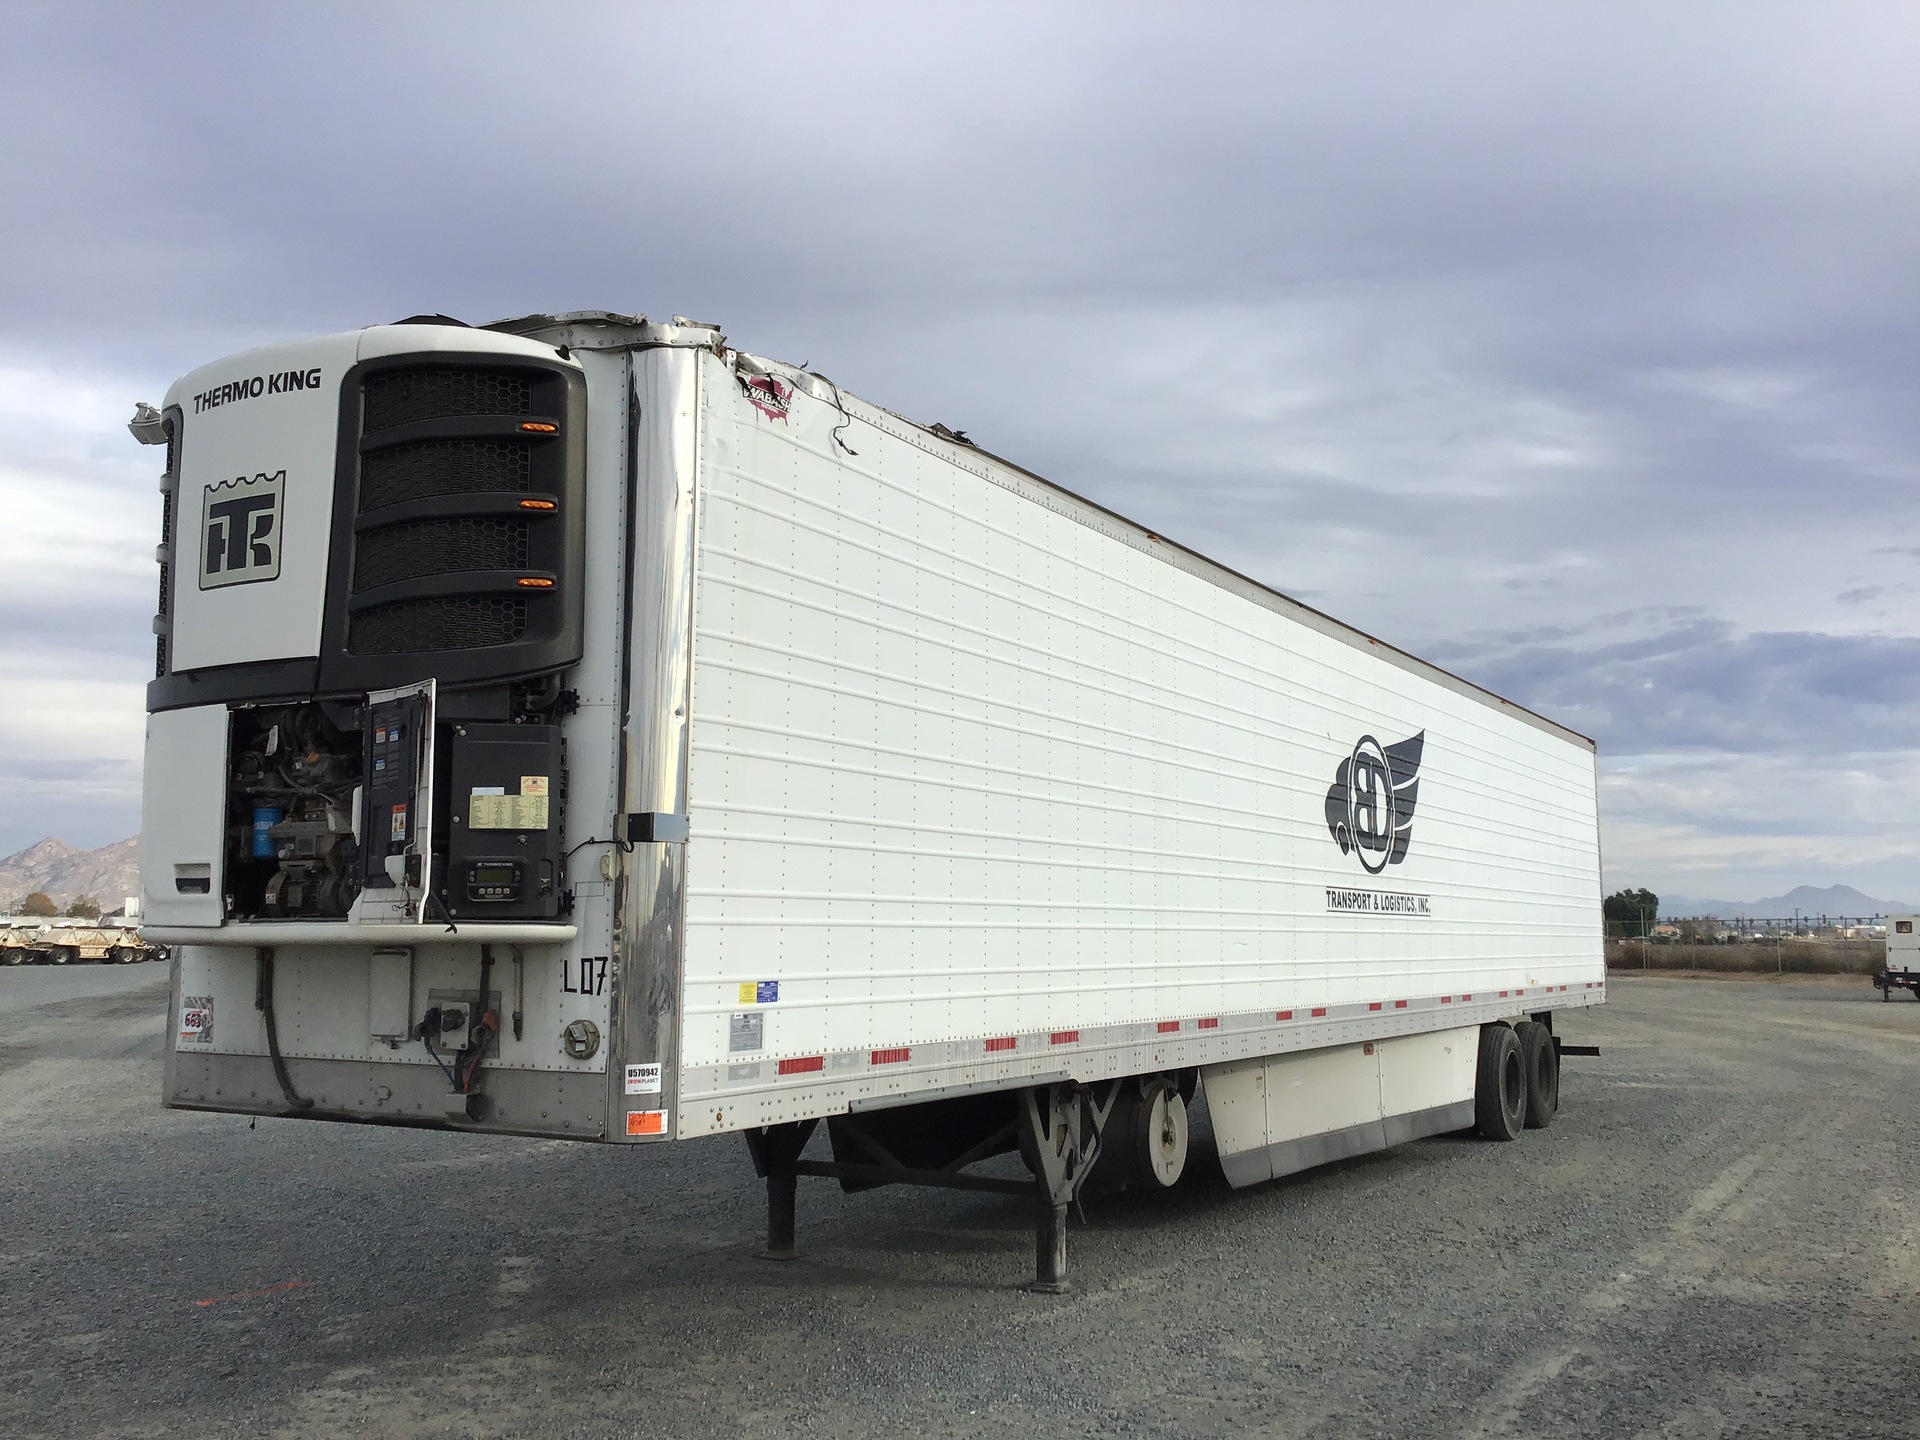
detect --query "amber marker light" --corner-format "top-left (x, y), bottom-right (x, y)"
top-left (517, 499), bottom-right (557, 510)
top-left (519, 421), bottom-right (558, 433)
top-left (516, 577), bottom-right (555, 588)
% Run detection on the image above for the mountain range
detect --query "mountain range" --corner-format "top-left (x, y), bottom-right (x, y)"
top-left (0, 838), bottom-right (140, 912)
top-left (1658, 884), bottom-right (1917, 920)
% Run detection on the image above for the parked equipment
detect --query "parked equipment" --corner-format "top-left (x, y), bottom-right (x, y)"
top-left (0, 921), bottom-right (163, 965)
top-left (134, 312), bottom-right (1605, 1287)
top-left (1877, 916), bottom-right (1920, 1001)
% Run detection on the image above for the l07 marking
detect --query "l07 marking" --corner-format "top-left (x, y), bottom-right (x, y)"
top-left (563, 956), bottom-right (609, 996)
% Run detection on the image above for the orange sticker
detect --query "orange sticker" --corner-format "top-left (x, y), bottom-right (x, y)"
top-left (626, 1109), bottom-right (667, 1137)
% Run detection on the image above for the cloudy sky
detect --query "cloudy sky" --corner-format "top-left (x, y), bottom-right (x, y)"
top-left (2, 3), bottom-right (1916, 905)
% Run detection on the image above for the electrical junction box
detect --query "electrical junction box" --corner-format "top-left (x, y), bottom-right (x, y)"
top-left (443, 723), bottom-right (564, 921)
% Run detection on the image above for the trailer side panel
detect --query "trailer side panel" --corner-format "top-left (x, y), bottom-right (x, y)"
top-left (678, 354), bottom-right (1602, 1136)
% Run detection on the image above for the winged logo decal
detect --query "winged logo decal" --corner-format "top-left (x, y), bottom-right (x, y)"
top-left (1325, 731), bottom-right (1424, 874)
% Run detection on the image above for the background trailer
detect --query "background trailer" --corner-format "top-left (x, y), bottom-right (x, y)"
top-left (136, 312), bottom-right (1604, 1289)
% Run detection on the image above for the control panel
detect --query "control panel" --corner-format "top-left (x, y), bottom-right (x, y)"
top-left (442, 722), bottom-right (565, 920)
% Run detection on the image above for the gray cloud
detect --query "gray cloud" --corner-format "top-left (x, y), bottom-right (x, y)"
top-left (0, 3), bottom-right (1916, 899)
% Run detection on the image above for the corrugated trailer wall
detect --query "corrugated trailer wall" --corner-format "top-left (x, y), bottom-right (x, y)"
top-left (676, 351), bottom-right (1602, 1135)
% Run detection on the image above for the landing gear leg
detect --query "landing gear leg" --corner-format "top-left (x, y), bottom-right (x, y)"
top-left (1018, 1082), bottom-right (1120, 1294)
top-left (743, 1119), bottom-right (818, 1261)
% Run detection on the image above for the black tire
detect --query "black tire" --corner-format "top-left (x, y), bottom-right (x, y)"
top-left (4, 950), bottom-right (23, 966)
top-left (1515, 1020), bottom-right (1559, 1129)
top-left (1475, 1024), bottom-right (1526, 1141)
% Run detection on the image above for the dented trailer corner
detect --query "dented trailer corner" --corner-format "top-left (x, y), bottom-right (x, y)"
top-left (136, 310), bottom-right (1604, 1290)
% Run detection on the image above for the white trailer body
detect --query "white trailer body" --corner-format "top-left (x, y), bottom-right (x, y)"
top-left (1879, 916), bottom-right (1920, 1001)
top-left (1887, 918), bottom-right (1919, 974)
top-left (138, 312), bottom-right (1603, 1281)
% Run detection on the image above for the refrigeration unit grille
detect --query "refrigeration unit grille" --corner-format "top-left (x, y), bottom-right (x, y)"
top-left (362, 367), bottom-right (534, 431)
top-left (352, 517), bottom-right (532, 591)
top-left (359, 439), bottom-right (532, 511)
top-left (349, 596), bottom-right (529, 654)
top-left (343, 362), bottom-right (570, 666)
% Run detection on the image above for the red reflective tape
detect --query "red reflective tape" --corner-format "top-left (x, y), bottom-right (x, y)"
top-left (1157, 1021), bottom-right (1180, 1033)
top-left (777, 1056), bottom-right (824, 1076)
top-left (1441, 996), bottom-right (1453, 1004)
top-left (1276, 1010), bottom-right (1293, 1020)
top-left (1049, 1030), bottom-right (1079, 1045)
top-left (871, 1047), bottom-right (910, 1066)
top-left (984, 1036), bottom-right (1016, 1052)
top-left (1198, 1017), bottom-right (1219, 1029)
top-left (1462, 993), bottom-right (1473, 1001)
top-left (1393, 1000), bottom-right (1407, 1009)
top-left (1368, 1002), bottom-right (1383, 1012)
top-left (1310, 1007), bottom-right (1327, 1018)
top-left (1499, 990), bottom-right (1509, 998)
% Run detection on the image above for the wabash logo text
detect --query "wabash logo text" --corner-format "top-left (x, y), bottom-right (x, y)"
top-left (199, 471), bottom-right (284, 589)
top-left (1325, 730), bottom-right (1424, 874)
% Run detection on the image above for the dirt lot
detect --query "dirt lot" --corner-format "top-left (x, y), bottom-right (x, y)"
top-left (2, 966), bottom-right (1916, 1439)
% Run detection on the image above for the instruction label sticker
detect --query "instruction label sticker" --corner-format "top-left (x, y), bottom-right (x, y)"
top-left (625, 1109), bottom-right (667, 1137)
top-left (179, 995), bottom-right (214, 1046)
top-left (736, 980), bottom-right (779, 1004)
top-left (729, 1012), bottom-right (765, 1053)
top-left (623, 1062), bottom-right (662, 1096)
top-left (468, 775), bottom-right (551, 831)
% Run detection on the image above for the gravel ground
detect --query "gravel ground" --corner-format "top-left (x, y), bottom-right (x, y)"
top-left (2, 966), bottom-right (1916, 1439)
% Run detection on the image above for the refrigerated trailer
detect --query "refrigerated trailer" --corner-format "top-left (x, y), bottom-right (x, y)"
top-left (134, 311), bottom-right (1604, 1288)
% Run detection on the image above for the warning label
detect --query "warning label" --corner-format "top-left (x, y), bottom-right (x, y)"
top-left (469, 775), bottom-right (551, 831)
top-left (729, 1012), bottom-right (765, 1053)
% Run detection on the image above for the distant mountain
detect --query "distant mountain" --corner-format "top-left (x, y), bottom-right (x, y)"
top-left (1660, 883), bottom-right (1917, 920)
top-left (0, 837), bottom-right (140, 913)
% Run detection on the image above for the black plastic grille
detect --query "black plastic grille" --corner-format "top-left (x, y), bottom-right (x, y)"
top-left (352, 517), bottom-right (531, 591)
top-left (339, 362), bottom-right (569, 667)
top-left (349, 597), bottom-right (529, 654)
top-left (363, 368), bottom-right (535, 431)
top-left (359, 439), bottom-right (532, 511)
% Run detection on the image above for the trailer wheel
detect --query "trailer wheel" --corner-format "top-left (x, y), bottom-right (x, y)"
top-left (1515, 1020), bottom-right (1559, 1129)
top-left (1475, 1024), bottom-right (1526, 1141)
top-left (3, 949), bottom-right (23, 966)
top-left (1137, 1086), bottom-right (1190, 1187)
top-left (1089, 1078), bottom-right (1190, 1191)
top-left (49, 947), bottom-right (71, 965)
